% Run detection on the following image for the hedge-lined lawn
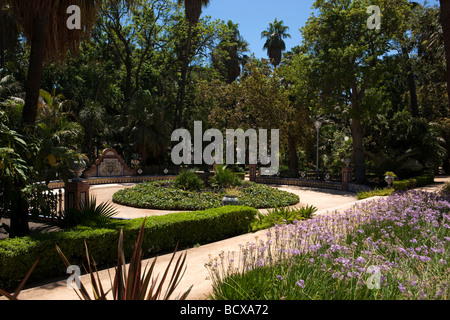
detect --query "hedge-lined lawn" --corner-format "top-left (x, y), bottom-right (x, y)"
top-left (112, 181), bottom-right (300, 210)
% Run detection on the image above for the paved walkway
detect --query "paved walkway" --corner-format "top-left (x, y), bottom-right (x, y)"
top-left (5, 176), bottom-right (449, 300)
top-left (88, 183), bottom-right (359, 219)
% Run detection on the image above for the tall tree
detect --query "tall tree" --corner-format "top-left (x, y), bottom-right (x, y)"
top-left (212, 20), bottom-right (249, 84)
top-left (7, 0), bottom-right (105, 127)
top-left (439, 0), bottom-right (450, 110)
top-left (301, 0), bottom-right (410, 184)
top-left (97, 0), bottom-right (170, 103)
top-left (176, 0), bottom-right (210, 128)
top-left (261, 18), bottom-right (291, 68)
top-left (4, 0), bottom-right (127, 237)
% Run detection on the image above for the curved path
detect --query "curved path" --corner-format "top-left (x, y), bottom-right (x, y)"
top-left (89, 182), bottom-right (359, 219)
top-left (6, 176), bottom-right (450, 300)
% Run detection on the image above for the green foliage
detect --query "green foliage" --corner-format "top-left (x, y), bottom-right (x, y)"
top-left (441, 182), bottom-right (450, 195)
top-left (173, 170), bottom-right (204, 191)
top-left (59, 196), bottom-right (118, 228)
top-left (392, 174), bottom-right (434, 191)
top-left (112, 180), bottom-right (299, 211)
top-left (384, 172), bottom-right (398, 178)
top-left (208, 192), bottom-right (450, 300)
top-left (356, 188), bottom-right (395, 200)
top-left (365, 112), bottom-right (447, 176)
top-left (0, 206), bottom-right (257, 289)
top-left (210, 165), bottom-right (242, 189)
top-left (261, 18), bottom-right (291, 68)
top-left (57, 221), bottom-right (192, 300)
top-left (252, 205), bottom-right (317, 232)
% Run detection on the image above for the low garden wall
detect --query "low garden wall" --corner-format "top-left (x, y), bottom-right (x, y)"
top-left (47, 175), bottom-right (176, 189)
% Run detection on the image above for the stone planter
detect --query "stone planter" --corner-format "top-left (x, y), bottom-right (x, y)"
top-left (385, 175), bottom-right (395, 188)
top-left (222, 195), bottom-right (239, 206)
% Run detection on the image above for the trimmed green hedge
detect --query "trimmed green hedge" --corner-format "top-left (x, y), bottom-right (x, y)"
top-left (0, 206), bottom-right (257, 290)
top-left (393, 174), bottom-right (434, 191)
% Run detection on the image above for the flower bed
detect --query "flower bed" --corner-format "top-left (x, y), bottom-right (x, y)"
top-left (206, 190), bottom-right (450, 300)
top-left (112, 180), bottom-right (300, 210)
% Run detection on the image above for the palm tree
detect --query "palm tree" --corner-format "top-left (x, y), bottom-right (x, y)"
top-left (439, 0), bottom-right (450, 110)
top-left (261, 18), bottom-right (291, 68)
top-left (3, 0), bottom-right (117, 237)
top-left (127, 91), bottom-right (170, 166)
top-left (212, 21), bottom-right (249, 83)
top-left (176, 0), bottom-right (210, 128)
top-left (6, 0), bottom-right (107, 127)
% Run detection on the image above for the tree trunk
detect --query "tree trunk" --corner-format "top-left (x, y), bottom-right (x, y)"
top-left (288, 133), bottom-right (299, 177)
top-left (11, 5), bottom-right (49, 237)
top-left (124, 52), bottom-right (133, 103)
top-left (9, 194), bottom-right (30, 238)
top-left (351, 116), bottom-right (366, 185)
top-left (440, 0), bottom-right (450, 110)
top-left (22, 6), bottom-right (49, 126)
top-left (177, 23), bottom-right (192, 129)
top-left (401, 45), bottom-right (419, 117)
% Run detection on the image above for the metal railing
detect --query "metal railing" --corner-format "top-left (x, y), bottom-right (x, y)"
top-left (28, 188), bottom-right (64, 222)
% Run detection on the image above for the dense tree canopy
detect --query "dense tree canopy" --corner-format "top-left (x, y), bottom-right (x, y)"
top-left (0, 0), bottom-right (448, 237)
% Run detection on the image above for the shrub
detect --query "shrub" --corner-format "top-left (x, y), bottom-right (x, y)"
top-left (393, 174), bottom-right (434, 191)
top-left (356, 188), bottom-right (395, 200)
top-left (252, 205), bottom-right (317, 231)
top-left (0, 206), bottom-right (257, 290)
top-left (173, 170), bottom-right (204, 191)
top-left (210, 165), bottom-right (242, 188)
top-left (236, 172), bottom-right (246, 181)
top-left (441, 181), bottom-right (450, 195)
top-left (59, 196), bottom-right (118, 228)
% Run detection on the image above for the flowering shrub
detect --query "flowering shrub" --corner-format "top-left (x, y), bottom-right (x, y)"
top-left (206, 190), bottom-right (449, 300)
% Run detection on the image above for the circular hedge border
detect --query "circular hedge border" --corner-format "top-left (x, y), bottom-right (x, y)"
top-left (112, 180), bottom-right (300, 211)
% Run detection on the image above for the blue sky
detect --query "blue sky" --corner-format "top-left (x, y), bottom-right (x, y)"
top-left (201, 0), bottom-right (439, 60)
top-left (202, 0), bottom-right (317, 60)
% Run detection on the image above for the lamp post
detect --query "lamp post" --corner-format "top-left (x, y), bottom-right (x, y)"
top-left (314, 120), bottom-right (322, 179)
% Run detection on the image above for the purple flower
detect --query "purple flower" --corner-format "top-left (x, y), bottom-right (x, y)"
top-left (398, 282), bottom-right (406, 293)
top-left (355, 256), bottom-right (366, 265)
top-left (277, 275), bottom-right (284, 280)
top-left (296, 280), bottom-right (305, 288)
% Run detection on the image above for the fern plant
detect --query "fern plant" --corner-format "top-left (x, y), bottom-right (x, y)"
top-left (60, 195), bottom-right (118, 228)
top-left (210, 165), bottom-right (242, 189)
top-left (173, 170), bottom-right (204, 191)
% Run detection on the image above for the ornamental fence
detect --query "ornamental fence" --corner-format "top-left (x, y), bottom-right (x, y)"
top-left (0, 175), bottom-right (177, 223)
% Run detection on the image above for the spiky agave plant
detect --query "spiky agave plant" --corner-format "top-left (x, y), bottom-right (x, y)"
top-left (56, 219), bottom-right (193, 300)
top-left (0, 258), bottom-right (40, 300)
